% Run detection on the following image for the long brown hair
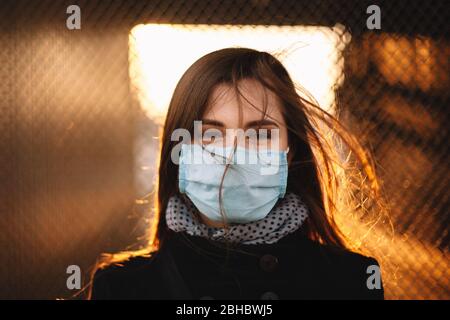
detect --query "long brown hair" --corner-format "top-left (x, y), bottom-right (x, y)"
top-left (157, 47), bottom-right (381, 249)
top-left (88, 47), bottom-right (387, 298)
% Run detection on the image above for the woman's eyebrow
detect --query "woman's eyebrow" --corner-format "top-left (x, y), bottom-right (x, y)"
top-left (245, 119), bottom-right (279, 128)
top-left (201, 118), bottom-right (279, 128)
top-left (202, 119), bottom-right (225, 127)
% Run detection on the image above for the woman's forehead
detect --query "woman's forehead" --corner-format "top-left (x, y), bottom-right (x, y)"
top-left (204, 79), bottom-right (284, 125)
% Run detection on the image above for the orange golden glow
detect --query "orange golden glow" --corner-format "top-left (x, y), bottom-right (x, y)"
top-left (129, 23), bottom-right (351, 124)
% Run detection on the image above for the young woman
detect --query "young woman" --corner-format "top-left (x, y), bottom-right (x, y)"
top-left (89, 47), bottom-right (384, 300)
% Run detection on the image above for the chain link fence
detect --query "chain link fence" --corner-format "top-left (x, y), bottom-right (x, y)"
top-left (0, 0), bottom-right (448, 299)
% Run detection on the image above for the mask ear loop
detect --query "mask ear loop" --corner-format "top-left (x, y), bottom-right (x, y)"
top-left (286, 146), bottom-right (290, 154)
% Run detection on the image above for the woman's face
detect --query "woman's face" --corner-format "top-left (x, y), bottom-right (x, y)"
top-left (193, 78), bottom-right (292, 228)
top-left (200, 78), bottom-right (290, 154)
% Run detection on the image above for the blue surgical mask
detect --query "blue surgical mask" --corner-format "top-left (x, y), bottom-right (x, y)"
top-left (178, 143), bottom-right (289, 223)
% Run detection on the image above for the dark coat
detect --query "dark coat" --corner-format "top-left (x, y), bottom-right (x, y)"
top-left (91, 228), bottom-right (384, 300)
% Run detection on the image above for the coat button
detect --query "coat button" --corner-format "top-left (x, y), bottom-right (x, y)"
top-left (260, 291), bottom-right (279, 300)
top-left (259, 254), bottom-right (279, 272)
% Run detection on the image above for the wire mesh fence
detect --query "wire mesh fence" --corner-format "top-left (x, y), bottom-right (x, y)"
top-left (0, 0), bottom-right (448, 299)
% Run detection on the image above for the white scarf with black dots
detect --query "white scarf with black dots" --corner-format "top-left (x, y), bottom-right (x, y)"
top-left (165, 192), bottom-right (309, 245)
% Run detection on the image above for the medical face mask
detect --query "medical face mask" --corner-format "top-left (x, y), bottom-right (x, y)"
top-left (178, 143), bottom-right (289, 224)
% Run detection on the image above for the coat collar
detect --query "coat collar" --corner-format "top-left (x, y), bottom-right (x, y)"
top-left (163, 227), bottom-right (313, 261)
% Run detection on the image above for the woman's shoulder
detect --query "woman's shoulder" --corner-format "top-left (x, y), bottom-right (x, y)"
top-left (90, 250), bottom-right (167, 299)
top-left (303, 236), bottom-right (380, 271)
top-left (297, 236), bottom-right (384, 299)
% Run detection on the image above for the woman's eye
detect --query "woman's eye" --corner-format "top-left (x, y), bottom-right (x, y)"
top-left (244, 130), bottom-right (272, 141)
top-left (202, 131), bottom-right (214, 140)
top-left (202, 132), bottom-right (223, 145)
top-left (257, 130), bottom-right (272, 140)
top-left (202, 134), bottom-right (214, 142)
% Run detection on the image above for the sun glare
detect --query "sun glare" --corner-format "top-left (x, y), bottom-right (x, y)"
top-left (129, 23), bottom-right (350, 124)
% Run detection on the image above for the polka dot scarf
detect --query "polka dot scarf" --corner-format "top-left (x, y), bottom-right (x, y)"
top-left (165, 192), bottom-right (309, 245)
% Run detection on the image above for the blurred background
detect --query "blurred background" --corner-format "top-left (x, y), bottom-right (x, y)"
top-left (0, 0), bottom-right (448, 299)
